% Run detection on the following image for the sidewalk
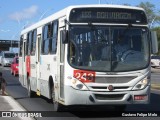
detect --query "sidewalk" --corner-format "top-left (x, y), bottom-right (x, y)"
top-left (0, 90), bottom-right (34, 120)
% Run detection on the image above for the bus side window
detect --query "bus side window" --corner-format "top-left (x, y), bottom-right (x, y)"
top-left (29, 32), bottom-right (33, 55)
top-left (51, 20), bottom-right (58, 54)
top-left (19, 35), bottom-right (23, 57)
top-left (26, 34), bottom-right (29, 55)
top-left (31, 29), bottom-right (37, 56)
top-left (26, 32), bottom-right (32, 55)
top-left (42, 23), bottom-right (52, 54)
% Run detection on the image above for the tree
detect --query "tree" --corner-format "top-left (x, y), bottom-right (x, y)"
top-left (137, 2), bottom-right (160, 55)
top-left (137, 2), bottom-right (160, 27)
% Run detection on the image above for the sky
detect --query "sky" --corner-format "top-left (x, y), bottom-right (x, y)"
top-left (0, 0), bottom-right (160, 41)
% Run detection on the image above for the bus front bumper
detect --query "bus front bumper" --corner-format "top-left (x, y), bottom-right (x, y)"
top-left (63, 85), bottom-right (150, 105)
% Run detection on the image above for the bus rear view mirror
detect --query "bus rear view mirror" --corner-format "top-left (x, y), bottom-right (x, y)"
top-left (151, 31), bottom-right (158, 54)
top-left (61, 30), bottom-right (68, 44)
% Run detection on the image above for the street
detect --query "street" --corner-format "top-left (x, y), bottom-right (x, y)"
top-left (0, 66), bottom-right (160, 120)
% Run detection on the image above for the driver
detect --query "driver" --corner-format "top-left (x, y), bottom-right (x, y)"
top-left (114, 36), bottom-right (130, 61)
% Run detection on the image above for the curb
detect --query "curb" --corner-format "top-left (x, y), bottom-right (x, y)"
top-left (0, 91), bottom-right (35, 120)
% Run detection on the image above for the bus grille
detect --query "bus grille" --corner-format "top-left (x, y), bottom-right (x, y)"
top-left (88, 85), bottom-right (130, 91)
top-left (95, 76), bottom-right (136, 83)
top-left (94, 94), bottom-right (125, 100)
top-left (91, 86), bottom-right (129, 90)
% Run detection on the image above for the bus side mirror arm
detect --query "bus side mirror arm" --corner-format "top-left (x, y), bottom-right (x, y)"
top-left (151, 31), bottom-right (158, 54)
top-left (61, 30), bottom-right (68, 44)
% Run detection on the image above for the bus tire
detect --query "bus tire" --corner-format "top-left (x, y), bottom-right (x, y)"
top-left (27, 77), bottom-right (35, 98)
top-left (51, 85), bottom-right (63, 112)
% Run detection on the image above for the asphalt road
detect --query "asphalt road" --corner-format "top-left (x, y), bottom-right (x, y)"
top-left (151, 68), bottom-right (160, 84)
top-left (1, 66), bottom-right (160, 120)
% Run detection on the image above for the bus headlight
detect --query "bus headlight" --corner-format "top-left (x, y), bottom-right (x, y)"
top-left (71, 79), bottom-right (88, 91)
top-left (132, 77), bottom-right (149, 90)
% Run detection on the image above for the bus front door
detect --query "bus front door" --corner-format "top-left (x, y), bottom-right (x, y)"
top-left (36, 35), bottom-right (41, 96)
top-left (22, 40), bottom-right (27, 86)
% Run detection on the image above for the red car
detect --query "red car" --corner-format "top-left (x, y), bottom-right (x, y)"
top-left (11, 56), bottom-right (19, 76)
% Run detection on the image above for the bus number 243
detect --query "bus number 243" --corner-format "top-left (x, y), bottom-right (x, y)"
top-left (73, 70), bottom-right (95, 83)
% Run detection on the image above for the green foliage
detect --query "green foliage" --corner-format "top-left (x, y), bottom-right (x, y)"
top-left (137, 2), bottom-right (160, 55)
top-left (137, 2), bottom-right (160, 27)
top-left (122, 2), bottom-right (160, 54)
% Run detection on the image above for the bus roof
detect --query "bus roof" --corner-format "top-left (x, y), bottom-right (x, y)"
top-left (21, 4), bottom-right (145, 35)
top-left (68, 4), bottom-right (144, 11)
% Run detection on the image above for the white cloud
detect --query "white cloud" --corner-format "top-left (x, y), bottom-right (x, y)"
top-left (0, 29), bottom-right (10, 32)
top-left (9, 5), bottom-right (38, 21)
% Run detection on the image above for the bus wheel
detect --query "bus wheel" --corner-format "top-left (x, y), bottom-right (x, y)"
top-left (27, 78), bottom-right (35, 98)
top-left (51, 85), bottom-right (63, 112)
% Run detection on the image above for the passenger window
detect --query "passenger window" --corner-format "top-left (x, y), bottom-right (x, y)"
top-left (51, 20), bottom-right (58, 54)
top-left (31, 30), bottom-right (37, 56)
top-left (26, 32), bottom-right (32, 55)
top-left (42, 23), bottom-right (52, 54)
top-left (19, 35), bottom-right (23, 57)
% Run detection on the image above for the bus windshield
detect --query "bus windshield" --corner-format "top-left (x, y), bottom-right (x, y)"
top-left (68, 25), bottom-right (149, 72)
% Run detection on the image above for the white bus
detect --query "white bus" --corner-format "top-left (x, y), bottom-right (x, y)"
top-left (19, 4), bottom-right (158, 111)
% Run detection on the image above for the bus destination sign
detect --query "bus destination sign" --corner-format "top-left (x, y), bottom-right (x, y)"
top-left (81, 11), bottom-right (132, 20)
top-left (69, 8), bottom-right (147, 24)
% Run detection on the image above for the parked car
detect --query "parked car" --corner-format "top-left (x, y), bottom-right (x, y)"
top-left (11, 56), bottom-right (19, 76)
top-left (1, 51), bottom-right (15, 67)
top-left (151, 55), bottom-right (160, 68)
